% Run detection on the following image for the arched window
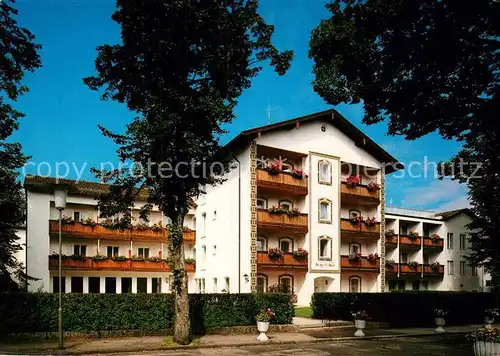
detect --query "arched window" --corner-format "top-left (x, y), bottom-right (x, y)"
top-left (279, 237), bottom-right (293, 253)
top-left (349, 276), bottom-right (361, 293)
top-left (318, 236), bottom-right (332, 260)
top-left (257, 236), bottom-right (268, 252)
top-left (349, 209), bottom-right (361, 219)
top-left (319, 199), bottom-right (332, 223)
top-left (279, 200), bottom-right (293, 211)
top-left (318, 160), bottom-right (332, 185)
top-left (256, 274), bottom-right (268, 294)
top-left (279, 274), bottom-right (294, 293)
top-left (256, 197), bottom-right (268, 209)
top-left (350, 243), bottom-right (361, 254)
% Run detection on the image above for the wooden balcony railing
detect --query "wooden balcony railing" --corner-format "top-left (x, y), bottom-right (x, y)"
top-left (399, 263), bottom-right (422, 274)
top-left (399, 235), bottom-right (422, 248)
top-left (340, 256), bottom-right (380, 272)
top-left (256, 252), bottom-right (308, 270)
top-left (340, 182), bottom-right (380, 203)
top-left (48, 256), bottom-right (195, 272)
top-left (385, 234), bottom-right (398, 246)
top-left (256, 169), bottom-right (308, 195)
top-left (423, 264), bottom-right (445, 276)
top-left (423, 238), bottom-right (444, 250)
top-left (49, 220), bottom-right (196, 243)
top-left (340, 219), bottom-right (380, 239)
top-left (257, 209), bottom-right (308, 233)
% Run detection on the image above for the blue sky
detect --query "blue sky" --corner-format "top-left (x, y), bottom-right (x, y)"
top-left (11, 0), bottom-right (469, 212)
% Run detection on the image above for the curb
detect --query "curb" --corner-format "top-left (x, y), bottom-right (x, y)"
top-left (28, 330), bottom-right (470, 355)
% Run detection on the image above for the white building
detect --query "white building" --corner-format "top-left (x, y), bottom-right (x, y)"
top-left (21, 109), bottom-right (488, 302)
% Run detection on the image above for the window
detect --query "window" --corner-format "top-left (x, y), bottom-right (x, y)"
top-left (213, 278), bottom-right (218, 293)
top-left (460, 261), bottom-right (467, 275)
top-left (202, 245), bottom-right (207, 262)
top-left (472, 266), bottom-right (478, 276)
top-left (401, 253), bottom-right (408, 264)
top-left (388, 280), bottom-right (397, 291)
top-left (224, 277), bottom-right (230, 293)
top-left (71, 277), bottom-right (83, 293)
top-left (107, 246), bottom-right (119, 258)
top-left (279, 237), bottom-right (293, 253)
top-left (137, 248), bottom-right (150, 258)
top-left (213, 210), bottom-right (217, 220)
top-left (447, 261), bottom-right (454, 275)
top-left (349, 276), bottom-right (361, 293)
top-left (318, 236), bottom-right (332, 260)
top-left (257, 275), bottom-right (267, 294)
top-left (213, 245), bottom-right (217, 256)
top-left (73, 244), bottom-right (87, 256)
top-left (257, 236), bottom-right (267, 252)
top-left (89, 277), bottom-right (100, 293)
top-left (400, 223), bottom-right (408, 235)
top-left (53, 276), bottom-right (66, 293)
top-left (137, 278), bottom-right (147, 293)
top-left (412, 281), bottom-right (420, 291)
top-left (319, 199), bottom-right (332, 223)
top-left (201, 213), bottom-right (207, 237)
top-left (279, 200), bottom-right (293, 211)
top-left (152, 278), bottom-right (162, 293)
top-left (105, 277), bottom-right (116, 294)
top-left (421, 281), bottom-right (429, 291)
top-left (121, 277), bottom-right (132, 293)
top-left (318, 160), bottom-right (332, 184)
top-left (279, 275), bottom-right (293, 293)
top-left (74, 211), bottom-right (81, 222)
top-left (350, 243), bottom-right (361, 254)
top-left (460, 234), bottom-right (466, 250)
top-left (256, 198), bottom-right (267, 209)
top-left (200, 278), bottom-right (206, 293)
top-left (447, 233), bottom-right (454, 250)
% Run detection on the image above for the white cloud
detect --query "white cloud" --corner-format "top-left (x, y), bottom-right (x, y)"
top-left (398, 179), bottom-right (469, 211)
top-left (435, 195), bottom-right (471, 212)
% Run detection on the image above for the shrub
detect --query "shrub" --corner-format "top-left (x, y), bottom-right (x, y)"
top-left (311, 292), bottom-right (496, 327)
top-left (0, 293), bottom-right (294, 335)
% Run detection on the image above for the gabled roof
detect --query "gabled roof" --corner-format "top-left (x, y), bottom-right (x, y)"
top-left (436, 208), bottom-right (476, 221)
top-left (224, 109), bottom-right (402, 174)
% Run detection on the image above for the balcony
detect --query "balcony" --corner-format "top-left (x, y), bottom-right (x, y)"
top-left (256, 169), bottom-right (308, 196)
top-left (257, 209), bottom-right (308, 234)
top-left (340, 182), bottom-right (380, 205)
top-left (423, 264), bottom-right (445, 277)
top-left (398, 235), bottom-right (422, 249)
top-left (340, 256), bottom-right (380, 272)
top-left (49, 220), bottom-right (196, 243)
top-left (256, 252), bottom-right (308, 270)
top-left (399, 263), bottom-right (422, 275)
top-left (386, 234), bottom-right (398, 247)
top-left (48, 256), bottom-right (195, 273)
top-left (340, 219), bottom-right (380, 240)
top-left (423, 237), bottom-right (444, 251)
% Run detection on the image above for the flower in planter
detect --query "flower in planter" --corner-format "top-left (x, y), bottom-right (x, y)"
top-left (367, 181), bottom-right (381, 192)
top-left (50, 253), bottom-right (68, 260)
top-left (291, 169), bottom-right (306, 179)
top-left (430, 261), bottom-right (441, 271)
top-left (292, 248), bottom-right (309, 259)
top-left (151, 223), bottom-right (164, 232)
top-left (82, 217), bottom-right (96, 226)
top-left (352, 310), bottom-right (370, 320)
top-left (61, 215), bottom-right (74, 224)
top-left (135, 222), bottom-right (150, 231)
top-left (348, 252), bottom-right (362, 262)
top-left (266, 160), bottom-right (283, 176)
top-left (385, 229), bottom-right (395, 237)
top-left (365, 217), bottom-right (378, 226)
top-left (408, 261), bottom-right (419, 270)
top-left (185, 257), bottom-right (196, 265)
top-left (466, 325), bottom-right (500, 343)
top-left (92, 254), bottom-right (107, 261)
top-left (268, 248), bottom-right (284, 259)
top-left (350, 215), bottom-right (364, 225)
top-left (131, 254), bottom-right (146, 261)
top-left (346, 175), bottom-right (360, 188)
top-left (485, 308), bottom-right (500, 318)
top-left (408, 231), bottom-right (419, 240)
top-left (111, 255), bottom-right (127, 261)
top-left (70, 254), bottom-right (86, 261)
top-left (367, 253), bottom-right (379, 262)
top-left (101, 218), bottom-right (115, 228)
top-left (287, 207), bottom-right (301, 216)
top-left (431, 233), bottom-right (441, 242)
top-left (435, 309), bottom-right (448, 318)
top-left (147, 256), bottom-right (163, 262)
top-left (256, 308), bottom-right (275, 322)
top-left (385, 259), bottom-right (396, 268)
top-left (268, 205), bottom-right (285, 214)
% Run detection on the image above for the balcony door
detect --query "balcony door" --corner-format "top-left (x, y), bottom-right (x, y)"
top-left (279, 275), bottom-right (293, 293)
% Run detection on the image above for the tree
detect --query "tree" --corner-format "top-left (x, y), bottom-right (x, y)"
top-left (309, 0), bottom-right (499, 279)
top-left (0, 0), bottom-right (41, 290)
top-left (84, 0), bottom-right (292, 344)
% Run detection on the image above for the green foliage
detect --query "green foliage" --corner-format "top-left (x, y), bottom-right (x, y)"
top-left (0, 0), bottom-right (42, 290)
top-left (0, 293), bottom-right (293, 335)
top-left (309, 0), bottom-right (500, 282)
top-left (312, 292), bottom-right (497, 327)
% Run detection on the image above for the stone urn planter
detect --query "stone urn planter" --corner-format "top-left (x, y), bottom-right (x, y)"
top-left (473, 341), bottom-right (500, 356)
top-left (256, 321), bottom-right (270, 341)
top-left (354, 320), bottom-right (366, 337)
top-left (434, 317), bottom-right (446, 333)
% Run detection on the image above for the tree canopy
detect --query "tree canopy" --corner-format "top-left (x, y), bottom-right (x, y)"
top-left (84, 0), bottom-right (292, 343)
top-left (310, 0), bottom-right (499, 282)
top-left (0, 0), bottom-right (41, 290)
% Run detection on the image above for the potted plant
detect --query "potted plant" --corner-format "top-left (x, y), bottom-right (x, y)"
top-left (101, 218), bottom-right (115, 228)
top-left (82, 217), bottom-right (96, 226)
top-left (467, 325), bottom-right (500, 356)
top-left (367, 181), bottom-right (380, 192)
top-left (431, 233), bottom-right (441, 242)
top-left (408, 231), bottom-right (419, 240)
top-left (434, 309), bottom-right (448, 333)
top-left (346, 175), bottom-right (360, 188)
top-left (292, 248), bottom-right (308, 259)
top-left (430, 261), bottom-right (441, 271)
top-left (291, 169), bottom-right (306, 180)
top-left (151, 223), bottom-right (164, 232)
top-left (365, 217), bottom-right (378, 226)
top-left (268, 248), bottom-right (284, 259)
top-left (287, 207), bottom-right (301, 216)
top-left (92, 254), bottom-right (107, 261)
top-left (408, 261), bottom-right (419, 270)
top-left (61, 215), bottom-right (74, 224)
top-left (266, 161), bottom-right (282, 176)
top-left (385, 259), bottom-right (396, 269)
top-left (367, 253), bottom-right (379, 263)
top-left (348, 252), bottom-right (362, 263)
top-left (485, 309), bottom-right (499, 325)
top-left (147, 256), bottom-right (163, 262)
top-left (111, 255), bottom-right (127, 261)
top-left (268, 205), bottom-right (285, 214)
top-left (135, 222), bottom-right (150, 231)
top-left (352, 310), bottom-right (370, 337)
top-left (350, 215), bottom-right (364, 225)
top-left (255, 308), bottom-right (274, 341)
top-left (70, 254), bottom-right (86, 261)
top-left (385, 229), bottom-right (395, 238)
top-left (50, 253), bottom-right (68, 260)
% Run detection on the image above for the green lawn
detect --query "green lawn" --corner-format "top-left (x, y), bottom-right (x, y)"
top-left (294, 306), bottom-right (313, 318)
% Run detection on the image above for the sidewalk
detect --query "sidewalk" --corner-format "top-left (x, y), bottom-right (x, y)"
top-left (0, 324), bottom-right (479, 355)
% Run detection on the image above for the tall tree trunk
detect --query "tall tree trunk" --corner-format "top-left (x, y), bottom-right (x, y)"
top-left (167, 211), bottom-right (191, 345)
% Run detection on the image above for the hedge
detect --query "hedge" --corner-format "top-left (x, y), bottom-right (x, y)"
top-left (312, 292), bottom-right (499, 327)
top-left (0, 293), bottom-right (294, 335)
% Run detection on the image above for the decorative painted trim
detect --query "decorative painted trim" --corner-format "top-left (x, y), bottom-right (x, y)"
top-left (379, 165), bottom-right (386, 292)
top-left (250, 141), bottom-right (258, 292)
